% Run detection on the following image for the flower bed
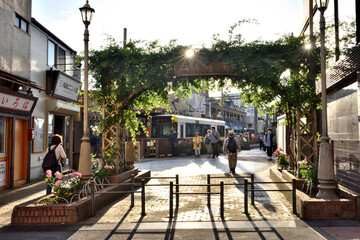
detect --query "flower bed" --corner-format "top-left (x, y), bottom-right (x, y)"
top-left (269, 166), bottom-right (357, 220)
top-left (11, 169), bottom-right (150, 225)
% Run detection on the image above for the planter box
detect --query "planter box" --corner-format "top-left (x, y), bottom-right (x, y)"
top-left (107, 168), bottom-right (138, 183)
top-left (269, 167), bottom-right (357, 220)
top-left (11, 169), bottom-right (150, 225)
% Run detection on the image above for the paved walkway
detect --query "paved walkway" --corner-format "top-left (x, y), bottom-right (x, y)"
top-left (0, 149), bottom-right (360, 239)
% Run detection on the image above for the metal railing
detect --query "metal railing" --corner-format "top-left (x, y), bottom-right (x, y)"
top-left (169, 182), bottom-right (223, 218)
top-left (90, 174), bottom-right (145, 217)
top-left (207, 173), bottom-right (254, 208)
top-left (243, 178), bottom-right (297, 215)
top-left (90, 173), bottom-right (297, 219)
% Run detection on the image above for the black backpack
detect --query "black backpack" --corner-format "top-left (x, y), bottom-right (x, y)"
top-left (227, 137), bottom-right (237, 153)
top-left (42, 145), bottom-right (58, 172)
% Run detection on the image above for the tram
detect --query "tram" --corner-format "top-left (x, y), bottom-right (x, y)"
top-left (151, 114), bottom-right (225, 138)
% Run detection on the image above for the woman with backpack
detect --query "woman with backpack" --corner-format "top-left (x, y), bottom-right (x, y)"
top-left (42, 134), bottom-right (67, 195)
top-left (223, 131), bottom-right (241, 173)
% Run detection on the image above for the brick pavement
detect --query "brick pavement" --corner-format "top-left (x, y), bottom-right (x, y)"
top-left (81, 162), bottom-right (296, 224)
top-left (0, 181), bottom-right (45, 227)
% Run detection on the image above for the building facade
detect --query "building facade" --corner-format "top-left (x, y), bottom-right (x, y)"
top-left (301, 0), bottom-right (360, 192)
top-left (30, 18), bottom-right (81, 180)
top-left (0, 0), bottom-right (42, 189)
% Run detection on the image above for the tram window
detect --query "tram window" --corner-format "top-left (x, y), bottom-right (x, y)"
top-left (186, 123), bottom-right (211, 137)
top-left (186, 123), bottom-right (197, 137)
top-left (151, 122), bottom-right (177, 138)
top-left (217, 126), bottom-right (225, 137)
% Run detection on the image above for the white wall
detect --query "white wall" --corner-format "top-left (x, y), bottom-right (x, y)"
top-left (30, 24), bottom-right (76, 180)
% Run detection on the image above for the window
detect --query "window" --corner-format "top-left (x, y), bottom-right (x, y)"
top-left (14, 14), bottom-right (28, 33)
top-left (48, 40), bottom-right (66, 70)
top-left (48, 41), bottom-right (55, 67)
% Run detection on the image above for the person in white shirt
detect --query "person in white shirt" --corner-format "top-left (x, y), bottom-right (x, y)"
top-left (43, 134), bottom-right (67, 195)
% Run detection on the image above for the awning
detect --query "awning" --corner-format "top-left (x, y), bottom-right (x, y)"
top-left (0, 69), bottom-right (45, 92)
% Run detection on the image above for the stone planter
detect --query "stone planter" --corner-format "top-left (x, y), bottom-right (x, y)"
top-left (107, 168), bottom-right (138, 183)
top-left (11, 169), bottom-right (150, 225)
top-left (269, 166), bottom-right (357, 220)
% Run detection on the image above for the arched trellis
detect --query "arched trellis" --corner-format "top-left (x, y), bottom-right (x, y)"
top-left (89, 34), bottom-right (321, 174)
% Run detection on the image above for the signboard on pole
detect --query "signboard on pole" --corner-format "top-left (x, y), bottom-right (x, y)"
top-left (174, 55), bottom-right (234, 77)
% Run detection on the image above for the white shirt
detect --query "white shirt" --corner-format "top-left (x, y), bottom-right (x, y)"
top-left (43, 144), bottom-right (67, 165)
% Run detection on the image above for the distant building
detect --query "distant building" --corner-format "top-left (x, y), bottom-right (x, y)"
top-left (169, 90), bottom-right (247, 133)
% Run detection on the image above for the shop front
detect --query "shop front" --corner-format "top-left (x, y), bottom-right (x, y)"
top-left (0, 88), bottom-right (37, 190)
top-left (45, 70), bottom-right (81, 170)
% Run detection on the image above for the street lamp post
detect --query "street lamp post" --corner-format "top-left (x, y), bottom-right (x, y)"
top-left (315, 0), bottom-right (338, 200)
top-left (78, 0), bottom-right (95, 177)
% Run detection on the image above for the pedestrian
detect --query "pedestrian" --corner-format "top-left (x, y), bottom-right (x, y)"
top-left (42, 134), bottom-right (67, 195)
top-left (168, 129), bottom-right (178, 156)
top-left (264, 128), bottom-right (274, 160)
top-left (223, 131), bottom-right (241, 173)
top-left (204, 129), bottom-right (213, 157)
top-left (210, 126), bottom-right (220, 158)
top-left (193, 132), bottom-right (202, 158)
top-left (259, 134), bottom-right (264, 150)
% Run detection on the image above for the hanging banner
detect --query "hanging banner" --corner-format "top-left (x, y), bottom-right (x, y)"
top-left (174, 55), bottom-right (234, 77)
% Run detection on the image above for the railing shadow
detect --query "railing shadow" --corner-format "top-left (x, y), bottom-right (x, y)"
top-left (104, 208), bottom-right (133, 240)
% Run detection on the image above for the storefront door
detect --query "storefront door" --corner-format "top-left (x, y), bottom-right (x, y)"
top-left (48, 113), bottom-right (70, 167)
top-left (13, 118), bottom-right (28, 187)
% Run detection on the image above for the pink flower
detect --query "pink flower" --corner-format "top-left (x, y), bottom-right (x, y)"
top-left (104, 165), bottom-right (113, 169)
top-left (55, 171), bottom-right (60, 176)
top-left (57, 174), bottom-right (63, 180)
top-left (46, 170), bottom-right (52, 178)
top-left (55, 180), bottom-right (62, 187)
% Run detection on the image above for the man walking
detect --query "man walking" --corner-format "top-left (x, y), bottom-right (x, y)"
top-left (210, 126), bottom-right (220, 158)
top-left (264, 128), bottom-right (274, 160)
top-left (223, 131), bottom-right (241, 173)
top-left (259, 133), bottom-right (264, 150)
top-left (168, 129), bottom-right (178, 156)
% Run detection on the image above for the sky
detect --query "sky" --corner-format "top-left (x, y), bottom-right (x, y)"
top-left (32, 0), bottom-right (304, 54)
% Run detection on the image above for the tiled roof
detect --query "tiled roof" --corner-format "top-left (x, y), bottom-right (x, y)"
top-left (316, 44), bottom-right (360, 93)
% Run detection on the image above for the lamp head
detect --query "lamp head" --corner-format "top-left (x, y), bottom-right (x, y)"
top-left (315, 0), bottom-right (329, 11)
top-left (80, 0), bottom-right (95, 28)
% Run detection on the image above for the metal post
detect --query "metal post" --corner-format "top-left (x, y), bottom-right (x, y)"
top-left (207, 174), bottom-right (211, 207)
top-left (170, 181), bottom-right (173, 219)
top-left (176, 174), bottom-right (179, 207)
top-left (141, 179), bottom-right (146, 216)
top-left (244, 179), bottom-right (248, 215)
top-left (90, 180), bottom-right (95, 216)
top-left (220, 181), bottom-right (224, 219)
top-left (130, 174), bottom-right (135, 208)
top-left (292, 179), bottom-right (297, 214)
top-left (316, 5), bottom-right (338, 200)
top-left (251, 174), bottom-right (255, 205)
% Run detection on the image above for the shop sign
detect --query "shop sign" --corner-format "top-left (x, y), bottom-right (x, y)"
top-left (46, 70), bottom-right (80, 102)
top-left (0, 161), bottom-right (5, 187)
top-left (0, 92), bottom-right (35, 112)
top-left (53, 73), bottom-right (80, 102)
top-left (56, 100), bottom-right (80, 112)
